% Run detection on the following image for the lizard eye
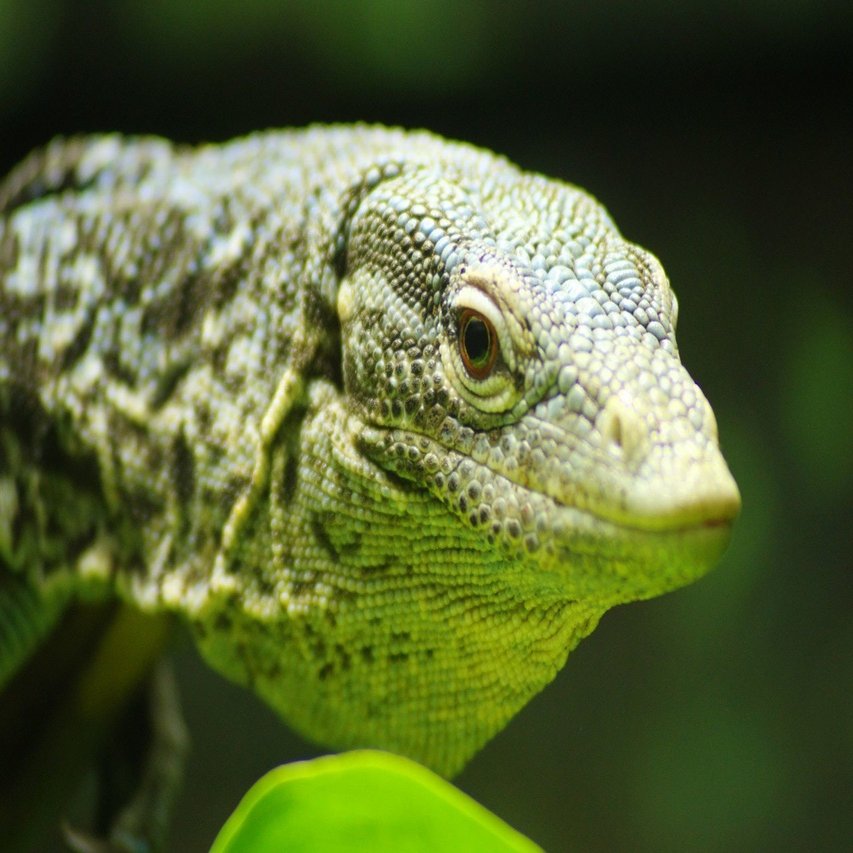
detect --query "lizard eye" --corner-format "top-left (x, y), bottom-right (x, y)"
top-left (444, 282), bottom-right (522, 413)
top-left (459, 309), bottom-right (498, 380)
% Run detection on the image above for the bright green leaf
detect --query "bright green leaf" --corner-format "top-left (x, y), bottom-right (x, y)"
top-left (211, 750), bottom-right (542, 853)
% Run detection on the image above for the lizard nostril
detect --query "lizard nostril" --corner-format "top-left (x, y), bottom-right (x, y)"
top-left (599, 397), bottom-right (647, 464)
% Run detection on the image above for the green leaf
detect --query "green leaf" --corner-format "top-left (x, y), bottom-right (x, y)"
top-left (211, 750), bottom-right (542, 852)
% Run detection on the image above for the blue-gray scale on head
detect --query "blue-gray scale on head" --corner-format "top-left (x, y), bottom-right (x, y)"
top-left (337, 158), bottom-right (740, 606)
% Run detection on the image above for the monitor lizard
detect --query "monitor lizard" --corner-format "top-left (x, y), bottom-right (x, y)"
top-left (0, 125), bottom-right (740, 842)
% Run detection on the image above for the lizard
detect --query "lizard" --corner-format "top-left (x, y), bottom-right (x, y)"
top-left (0, 125), bottom-right (740, 839)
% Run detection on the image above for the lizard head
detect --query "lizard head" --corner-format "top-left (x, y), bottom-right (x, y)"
top-left (337, 164), bottom-right (740, 606)
top-left (197, 151), bottom-right (742, 780)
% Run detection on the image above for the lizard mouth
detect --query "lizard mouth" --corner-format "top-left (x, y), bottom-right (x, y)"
top-left (535, 498), bottom-right (737, 602)
top-left (355, 422), bottom-right (738, 603)
top-left (525, 465), bottom-right (739, 585)
top-left (363, 418), bottom-right (739, 523)
top-left (550, 499), bottom-right (737, 549)
top-left (559, 492), bottom-right (741, 537)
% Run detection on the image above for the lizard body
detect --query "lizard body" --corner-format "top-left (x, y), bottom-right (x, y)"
top-left (0, 126), bottom-right (739, 779)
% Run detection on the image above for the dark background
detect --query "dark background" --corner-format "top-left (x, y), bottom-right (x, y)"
top-left (2, 1), bottom-right (851, 850)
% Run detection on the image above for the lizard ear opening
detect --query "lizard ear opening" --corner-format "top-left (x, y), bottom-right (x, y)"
top-left (330, 159), bottom-right (406, 284)
top-left (309, 285), bottom-right (343, 391)
top-left (331, 234), bottom-right (348, 281)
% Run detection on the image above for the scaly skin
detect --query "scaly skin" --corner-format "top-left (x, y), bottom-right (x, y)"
top-left (0, 126), bottom-right (739, 777)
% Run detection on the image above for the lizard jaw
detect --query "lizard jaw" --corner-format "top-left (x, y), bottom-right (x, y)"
top-left (360, 422), bottom-right (738, 602)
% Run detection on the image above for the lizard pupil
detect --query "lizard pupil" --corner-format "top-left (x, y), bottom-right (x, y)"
top-left (459, 309), bottom-right (497, 379)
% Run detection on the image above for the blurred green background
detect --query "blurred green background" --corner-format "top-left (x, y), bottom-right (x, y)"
top-left (2, 1), bottom-right (850, 850)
